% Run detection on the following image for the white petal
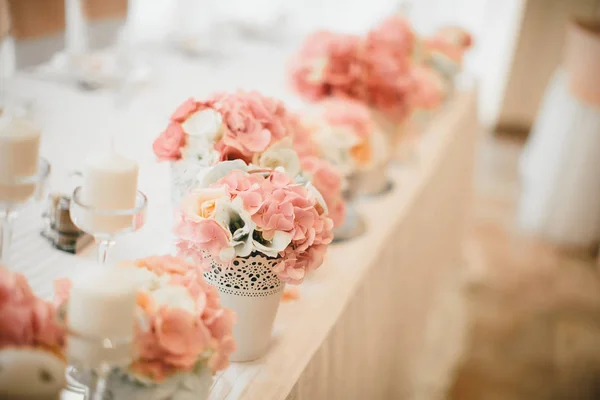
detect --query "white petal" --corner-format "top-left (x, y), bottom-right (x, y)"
top-left (198, 160), bottom-right (249, 188)
top-left (253, 230), bottom-right (292, 258)
top-left (235, 237), bottom-right (254, 258)
top-left (150, 286), bottom-right (196, 314)
top-left (270, 230), bottom-right (293, 250)
top-left (305, 181), bottom-right (328, 215)
top-left (182, 108), bottom-right (223, 139)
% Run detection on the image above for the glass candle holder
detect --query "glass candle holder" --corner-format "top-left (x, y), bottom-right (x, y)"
top-left (25, 0), bottom-right (151, 92)
top-left (69, 187), bottom-right (147, 264)
top-left (63, 324), bottom-right (135, 400)
top-left (0, 158), bottom-right (51, 264)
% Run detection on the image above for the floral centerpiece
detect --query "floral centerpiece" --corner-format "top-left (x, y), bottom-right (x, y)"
top-left (292, 98), bottom-right (390, 197)
top-left (174, 168), bottom-right (333, 360)
top-left (0, 267), bottom-right (66, 399)
top-left (152, 90), bottom-right (348, 230)
top-left (289, 15), bottom-right (471, 160)
top-left (288, 16), bottom-right (417, 129)
top-left (54, 255), bottom-right (235, 400)
top-left (152, 90), bottom-right (293, 204)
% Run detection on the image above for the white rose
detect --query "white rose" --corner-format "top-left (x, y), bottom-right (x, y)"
top-left (253, 138), bottom-right (302, 178)
top-left (312, 121), bottom-right (360, 176)
top-left (149, 285), bottom-right (196, 314)
top-left (181, 108), bottom-right (223, 161)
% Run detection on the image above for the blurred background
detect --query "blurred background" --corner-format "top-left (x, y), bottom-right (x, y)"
top-left (3, 1), bottom-right (600, 399)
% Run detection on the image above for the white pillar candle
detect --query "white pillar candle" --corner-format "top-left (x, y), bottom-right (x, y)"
top-left (77, 150), bottom-right (139, 234)
top-left (0, 115), bottom-right (41, 203)
top-left (66, 264), bottom-right (140, 366)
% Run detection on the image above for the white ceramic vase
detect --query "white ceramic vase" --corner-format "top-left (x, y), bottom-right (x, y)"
top-left (170, 159), bottom-right (208, 206)
top-left (203, 254), bottom-right (284, 362)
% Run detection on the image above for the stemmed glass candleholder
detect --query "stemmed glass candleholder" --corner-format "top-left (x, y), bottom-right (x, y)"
top-left (0, 158), bottom-right (51, 264)
top-left (59, 310), bottom-right (138, 399)
top-left (27, 0), bottom-right (151, 91)
top-left (66, 329), bottom-right (134, 400)
top-left (69, 187), bottom-right (147, 264)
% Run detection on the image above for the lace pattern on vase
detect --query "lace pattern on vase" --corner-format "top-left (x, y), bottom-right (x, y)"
top-left (203, 254), bottom-right (283, 297)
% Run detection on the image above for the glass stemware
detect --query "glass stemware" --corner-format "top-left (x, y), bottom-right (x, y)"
top-left (0, 158), bottom-right (51, 264)
top-left (69, 187), bottom-right (147, 264)
top-left (26, 0), bottom-right (151, 91)
top-left (60, 312), bottom-right (136, 399)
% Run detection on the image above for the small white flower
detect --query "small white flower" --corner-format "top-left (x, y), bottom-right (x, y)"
top-left (181, 108), bottom-right (223, 140)
top-left (149, 285), bottom-right (196, 314)
top-left (180, 109), bottom-right (224, 162)
top-left (253, 230), bottom-right (292, 258)
top-left (196, 160), bottom-right (249, 188)
top-left (214, 197), bottom-right (255, 258)
top-left (253, 138), bottom-right (302, 178)
top-left (312, 121), bottom-right (360, 176)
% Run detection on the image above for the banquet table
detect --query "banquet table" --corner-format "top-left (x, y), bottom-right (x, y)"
top-left (6, 38), bottom-right (479, 399)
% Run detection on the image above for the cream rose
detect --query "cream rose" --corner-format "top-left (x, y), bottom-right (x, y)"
top-left (180, 187), bottom-right (230, 222)
top-left (253, 138), bottom-right (302, 178)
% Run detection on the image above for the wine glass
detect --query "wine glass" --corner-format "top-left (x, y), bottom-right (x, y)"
top-left (0, 158), bottom-right (51, 264)
top-left (69, 187), bottom-right (147, 264)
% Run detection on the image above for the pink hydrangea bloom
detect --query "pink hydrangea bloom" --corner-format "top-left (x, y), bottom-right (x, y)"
top-left (288, 31), bottom-right (363, 101)
top-left (366, 14), bottom-right (415, 62)
top-left (55, 256), bottom-right (236, 382)
top-left (410, 65), bottom-right (447, 110)
top-left (153, 91), bottom-right (292, 164)
top-left (318, 98), bottom-right (374, 140)
top-left (287, 113), bottom-right (319, 158)
top-left (289, 20), bottom-right (417, 122)
top-left (175, 170), bottom-right (334, 284)
top-left (301, 156), bottom-right (346, 228)
top-left (0, 268), bottom-right (65, 353)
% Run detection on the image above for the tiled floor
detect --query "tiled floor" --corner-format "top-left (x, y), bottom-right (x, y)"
top-left (415, 132), bottom-right (600, 400)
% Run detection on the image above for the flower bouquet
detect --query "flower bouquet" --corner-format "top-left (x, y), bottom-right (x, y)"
top-left (153, 90), bottom-right (348, 232)
top-left (152, 90), bottom-right (292, 205)
top-left (297, 98), bottom-right (391, 197)
top-left (0, 267), bottom-right (67, 400)
top-left (54, 255), bottom-right (235, 400)
top-left (288, 16), bottom-right (416, 154)
top-left (288, 15), bottom-right (471, 161)
top-left (174, 168), bottom-right (334, 360)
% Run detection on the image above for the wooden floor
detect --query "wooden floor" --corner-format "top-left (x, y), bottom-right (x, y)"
top-left (413, 132), bottom-right (600, 400)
